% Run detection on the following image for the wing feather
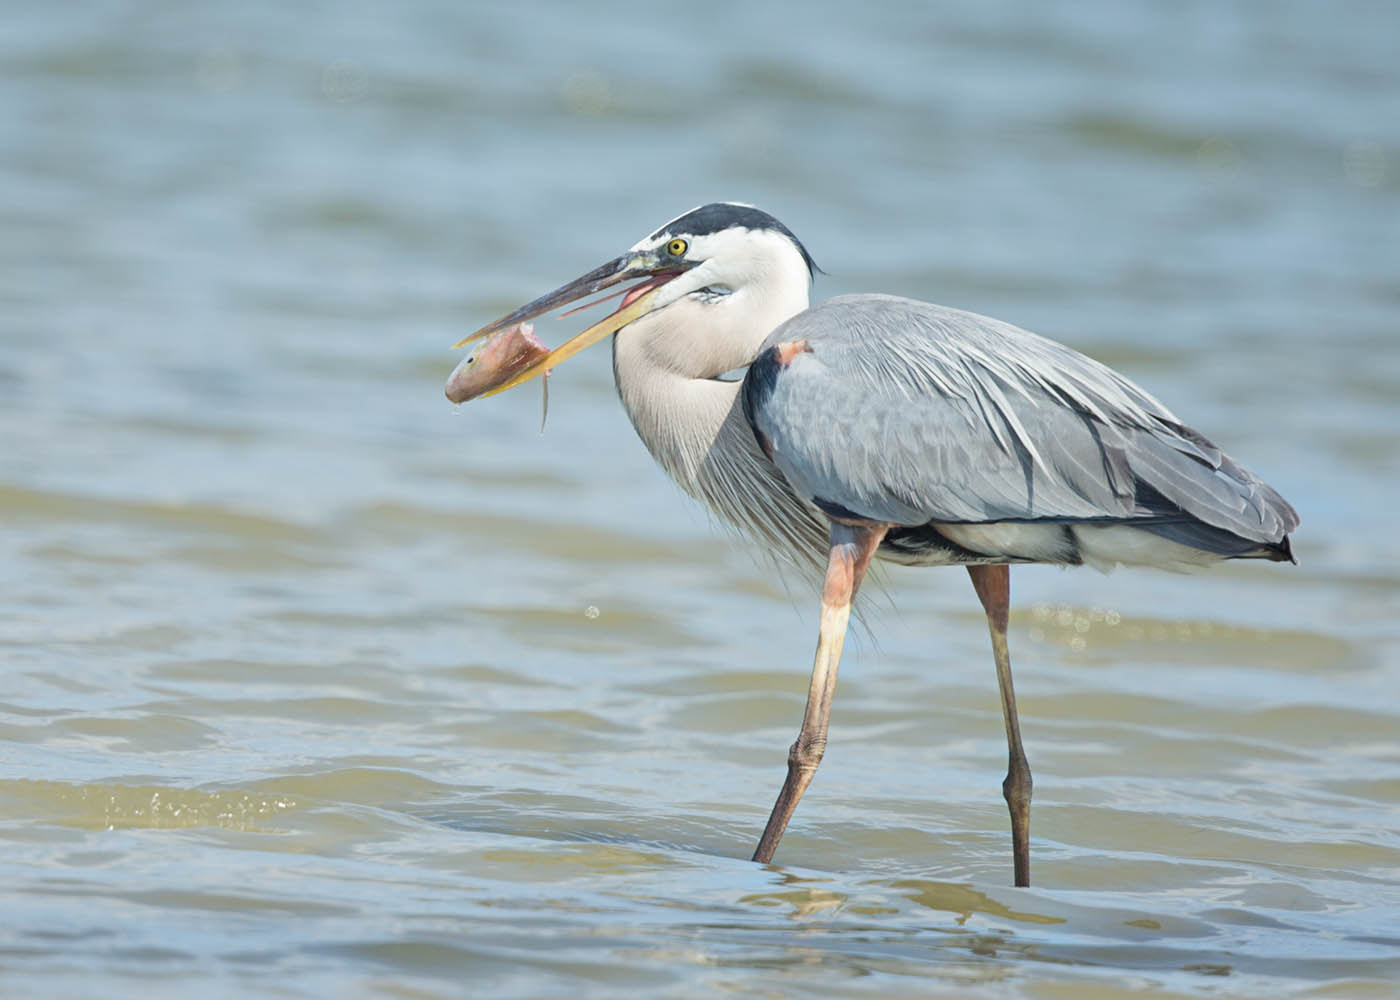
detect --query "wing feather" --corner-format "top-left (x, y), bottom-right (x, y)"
top-left (743, 295), bottom-right (1297, 546)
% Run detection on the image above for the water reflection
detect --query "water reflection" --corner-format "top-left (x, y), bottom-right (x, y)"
top-left (893, 879), bottom-right (1066, 927)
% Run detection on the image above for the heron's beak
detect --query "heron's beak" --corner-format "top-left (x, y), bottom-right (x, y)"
top-left (453, 251), bottom-right (693, 397)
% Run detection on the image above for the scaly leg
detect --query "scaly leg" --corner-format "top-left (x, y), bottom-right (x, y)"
top-left (967, 563), bottom-right (1032, 887)
top-left (751, 522), bottom-right (887, 864)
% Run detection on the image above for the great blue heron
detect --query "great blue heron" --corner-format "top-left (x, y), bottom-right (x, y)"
top-left (455, 202), bottom-right (1298, 887)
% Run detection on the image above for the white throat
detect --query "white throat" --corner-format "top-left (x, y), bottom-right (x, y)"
top-left (608, 235), bottom-right (826, 568)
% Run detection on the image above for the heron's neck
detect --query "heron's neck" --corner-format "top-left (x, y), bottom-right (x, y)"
top-left (611, 336), bottom-right (828, 570)
top-left (612, 350), bottom-right (745, 493)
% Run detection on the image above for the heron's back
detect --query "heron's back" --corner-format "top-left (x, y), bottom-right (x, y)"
top-left (743, 294), bottom-right (1297, 570)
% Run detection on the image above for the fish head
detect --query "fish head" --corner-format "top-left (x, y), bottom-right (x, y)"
top-left (445, 322), bottom-right (549, 404)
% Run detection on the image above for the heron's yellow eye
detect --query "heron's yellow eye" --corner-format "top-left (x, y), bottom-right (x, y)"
top-left (667, 238), bottom-right (688, 257)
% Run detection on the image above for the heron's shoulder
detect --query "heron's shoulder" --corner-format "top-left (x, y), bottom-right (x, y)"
top-left (767, 294), bottom-right (1047, 354)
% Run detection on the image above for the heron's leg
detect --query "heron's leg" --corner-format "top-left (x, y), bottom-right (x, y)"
top-left (752, 522), bottom-right (887, 864)
top-left (967, 564), bottom-right (1032, 887)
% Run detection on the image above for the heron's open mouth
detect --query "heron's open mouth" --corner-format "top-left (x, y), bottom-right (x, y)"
top-left (619, 269), bottom-right (684, 309)
top-left (556, 268), bottom-right (686, 321)
top-left (452, 259), bottom-right (693, 398)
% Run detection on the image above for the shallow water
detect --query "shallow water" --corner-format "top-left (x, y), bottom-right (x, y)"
top-left (2, 2), bottom-right (1398, 997)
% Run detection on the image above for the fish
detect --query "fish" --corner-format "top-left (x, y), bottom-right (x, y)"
top-left (445, 322), bottom-right (552, 430)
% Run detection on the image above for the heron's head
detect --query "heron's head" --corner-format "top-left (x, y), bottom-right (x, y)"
top-left (455, 202), bottom-right (819, 393)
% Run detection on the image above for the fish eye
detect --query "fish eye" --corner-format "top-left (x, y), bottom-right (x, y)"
top-left (667, 238), bottom-right (688, 257)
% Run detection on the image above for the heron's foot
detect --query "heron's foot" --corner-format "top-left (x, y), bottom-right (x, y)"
top-left (1003, 755), bottom-right (1032, 887)
top-left (752, 739), bottom-right (826, 864)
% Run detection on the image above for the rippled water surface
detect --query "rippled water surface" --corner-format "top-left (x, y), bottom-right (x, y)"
top-left (3, 2), bottom-right (1398, 996)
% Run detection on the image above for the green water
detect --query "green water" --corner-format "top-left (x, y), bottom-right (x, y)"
top-left (2, 2), bottom-right (1398, 996)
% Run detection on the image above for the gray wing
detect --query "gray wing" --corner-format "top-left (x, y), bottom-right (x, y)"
top-left (742, 295), bottom-right (1297, 546)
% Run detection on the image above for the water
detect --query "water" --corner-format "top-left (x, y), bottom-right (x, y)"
top-left (2, 2), bottom-right (1398, 996)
